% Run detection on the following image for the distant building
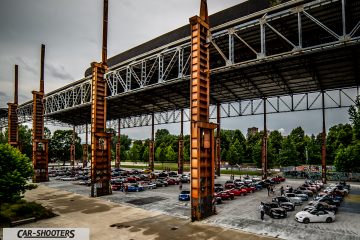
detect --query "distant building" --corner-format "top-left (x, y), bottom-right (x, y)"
top-left (247, 127), bottom-right (258, 138)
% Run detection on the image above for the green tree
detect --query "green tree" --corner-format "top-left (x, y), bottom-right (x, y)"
top-left (226, 139), bottom-right (243, 165)
top-left (0, 144), bottom-right (34, 203)
top-left (155, 143), bottom-right (167, 165)
top-left (49, 130), bottom-right (82, 165)
top-left (278, 137), bottom-right (298, 167)
top-left (128, 141), bottom-right (143, 162)
top-left (334, 142), bottom-right (360, 172)
top-left (268, 130), bottom-right (283, 167)
top-left (327, 124), bottom-right (353, 164)
top-left (349, 97), bottom-right (360, 141)
top-left (165, 145), bottom-right (177, 163)
top-left (305, 134), bottom-right (321, 165)
top-left (183, 135), bottom-right (190, 162)
top-left (288, 127), bottom-right (306, 164)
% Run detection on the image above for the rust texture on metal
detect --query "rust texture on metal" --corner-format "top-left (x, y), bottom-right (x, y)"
top-left (90, 62), bottom-right (112, 197)
top-left (261, 98), bottom-right (268, 179)
top-left (7, 65), bottom-right (19, 148)
top-left (190, 0), bottom-right (216, 221)
top-left (321, 91), bottom-right (327, 183)
top-left (102, 0), bottom-right (108, 65)
top-left (83, 123), bottom-right (88, 168)
top-left (115, 119), bottom-right (121, 169)
top-left (216, 103), bottom-right (221, 177)
top-left (32, 44), bottom-right (49, 183)
top-left (178, 109), bottom-right (184, 174)
top-left (149, 113), bottom-right (155, 172)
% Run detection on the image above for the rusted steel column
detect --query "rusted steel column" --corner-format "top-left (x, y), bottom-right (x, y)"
top-left (321, 91), bottom-right (327, 184)
top-left (90, 0), bottom-right (112, 197)
top-left (115, 119), bottom-right (121, 169)
top-left (149, 113), bottom-right (155, 172)
top-left (32, 44), bottom-right (49, 183)
top-left (261, 98), bottom-right (268, 179)
top-left (178, 109), bottom-right (184, 174)
top-left (190, 0), bottom-right (217, 221)
top-left (216, 103), bottom-right (221, 177)
top-left (90, 62), bottom-right (112, 197)
top-left (8, 65), bottom-right (19, 148)
top-left (70, 126), bottom-right (76, 166)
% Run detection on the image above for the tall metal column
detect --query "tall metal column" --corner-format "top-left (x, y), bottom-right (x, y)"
top-left (82, 123), bottom-right (88, 168)
top-left (216, 103), bottom-right (221, 177)
top-left (321, 91), bottom-right (327, 184)
top-left (261, 98), bottom-right (268, 179)
top-left (90, 0), bottom-right (112, 197)
top-left (190, 0), bottom-right (217, 221)
top-left (178, 109), bottom-right (184, 174)
top-left (115, 119), bottom-right (121, 169)
top-left (7, 65), bottom-right (19, 148)
top-left (149, 113), bottom-right (155, 172)
top-left (32, 44), bottom-right (49, 183)
top-left (70, 126), bottom-right (76, 166)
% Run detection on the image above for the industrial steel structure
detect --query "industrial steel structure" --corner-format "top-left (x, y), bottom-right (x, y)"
top-left (1, 0), bottom-right (360, 219)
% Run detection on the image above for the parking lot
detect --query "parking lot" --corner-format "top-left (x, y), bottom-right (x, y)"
top-left (43, 172), bottom-right (360, 240)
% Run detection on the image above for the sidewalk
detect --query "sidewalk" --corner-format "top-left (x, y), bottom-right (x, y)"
top-left (4, 184), bottom-right (276, 240)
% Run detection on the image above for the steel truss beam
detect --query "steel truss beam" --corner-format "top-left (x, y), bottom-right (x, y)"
top-left (73, 88), bottom-right (357, 132)
top-left (0, 0), bottom-right (357, 128)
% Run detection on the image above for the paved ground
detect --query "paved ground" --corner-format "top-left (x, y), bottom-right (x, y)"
top-left (0, 184), bottom-right (275, 240)
top-left (2, 176), bottom-right (359, 240)
top-left (38, 176), bottom-right (360, 240)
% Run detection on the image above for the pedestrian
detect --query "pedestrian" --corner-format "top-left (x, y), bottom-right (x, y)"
top-left (289, 186), bottom-right (293, 193)
top-left (280, 186), bottom-right (284, 196)
top-left (179, 182), bottom-right (183, 191)
top-left (267, 185), bottom-right (270, 196)
top-left (270, 185), bottom-right (274, 195)
top-left (124, 184), bottom-right (128, 194)
top-left (259, 202), bottom-right (265, 221)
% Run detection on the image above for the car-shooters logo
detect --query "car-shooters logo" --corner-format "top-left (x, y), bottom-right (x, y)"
top-left (3, 228), bottom-right (89, 240)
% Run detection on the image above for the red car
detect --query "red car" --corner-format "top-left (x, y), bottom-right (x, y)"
top-left (224, 180), bottom-right (235, 189)
top-left (111, 183), bottom-right (123, 191)
top-left (167, 178), bottom-right (180, 185)
top-left (228, 188), bottom-right (247, 196)
top-left (216, 191), bottom-right (235, 200)
top-left (238, 186), bottom-right (253, 194)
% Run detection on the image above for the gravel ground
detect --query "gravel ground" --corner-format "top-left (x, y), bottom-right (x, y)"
top-left (42, 177), bottom-right (360, 240)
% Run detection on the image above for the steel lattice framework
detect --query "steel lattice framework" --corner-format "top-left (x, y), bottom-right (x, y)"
top-left (0, 0), bottom-right (359, 128)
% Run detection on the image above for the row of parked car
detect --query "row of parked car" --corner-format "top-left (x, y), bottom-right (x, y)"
top-left (50, 167), bottom-right (191, 192)
top-left (260, 180), bottom-right (350, 224)
top-left (178, 175), bottom-right (287, 204)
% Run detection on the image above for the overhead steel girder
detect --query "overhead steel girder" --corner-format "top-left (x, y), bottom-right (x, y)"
top-left (73, 87), bottom-right (357, 132)
top-left (1, 0), bottom-right (360, 128)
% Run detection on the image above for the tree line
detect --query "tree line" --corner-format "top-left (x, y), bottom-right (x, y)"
top-left (1, 98), bottom-right (360, 172)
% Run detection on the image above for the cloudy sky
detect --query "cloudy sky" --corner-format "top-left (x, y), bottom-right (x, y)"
top-left (0, 0), bottom-right (352, 141)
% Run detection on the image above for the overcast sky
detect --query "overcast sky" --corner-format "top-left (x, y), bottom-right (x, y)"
top-left (0, 0), bottom-right (353, 141)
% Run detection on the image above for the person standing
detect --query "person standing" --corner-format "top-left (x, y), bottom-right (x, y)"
top-left (259, 202), bottom-right (265, 221)
top-left (280, 186), bottom-right (284, 196)
top-left (267, 185), bottom-right (270, 196)
top-left (179, 182), bottom-right (183, 191)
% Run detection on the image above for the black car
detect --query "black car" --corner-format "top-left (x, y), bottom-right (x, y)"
top-left (214, 183), bottom-right (224, 192)
top-left (303, 202), bottom-right (338, 214)
top-left (263, 202), bottom-right (287, 218)
top-left (272, 197), bottom-right (295, 211)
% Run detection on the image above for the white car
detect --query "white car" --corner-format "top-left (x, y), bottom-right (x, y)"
top-left (295, 209), bottom-right (335, 224)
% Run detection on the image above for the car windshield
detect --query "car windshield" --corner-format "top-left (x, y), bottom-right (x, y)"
top-left (180, 191), bottom-right (190, 194)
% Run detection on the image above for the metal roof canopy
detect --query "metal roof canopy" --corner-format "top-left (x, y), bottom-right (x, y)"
top-left (2, 0), bottom-right (360, 127)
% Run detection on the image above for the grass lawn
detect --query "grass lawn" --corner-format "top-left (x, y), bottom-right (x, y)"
top-left (117, 162), bottom-right (262, 176)
top-left (0, 199), bottom-right (56, 227)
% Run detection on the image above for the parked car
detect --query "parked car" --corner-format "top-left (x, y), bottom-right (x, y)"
top-left (263, 202), bottom-right (287, 218)
top-left (285, 193), bottom-right (303, 205)
top-left (228, 188), bottom-right (247, 196)
top-left (234, 179), bottom-right (244, 187)
top-left (295, 209), bottom-right (335, 224)
top-left (214, 183), bottom-right (224, 192)
top-left (224, 180), bottom-right (235, 189)
top-left (167, 178), bottom-right (180, 185)
top-left (295, 193), bottom-right (309, 201)
top-left (127, 184), bottom-right (144, 192)
top-left (272, 197), bottom-right (295, 211)
top-left (179, 190), bottom-right (190, 201)
top-left (303, 202), bottom-right (338, 214)
top-left (155, 179), bottom-right (168, 187)
top-left (217, 191), bottom-right (234, 200)
top-left (180, 174), bottom-right (190, 183)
